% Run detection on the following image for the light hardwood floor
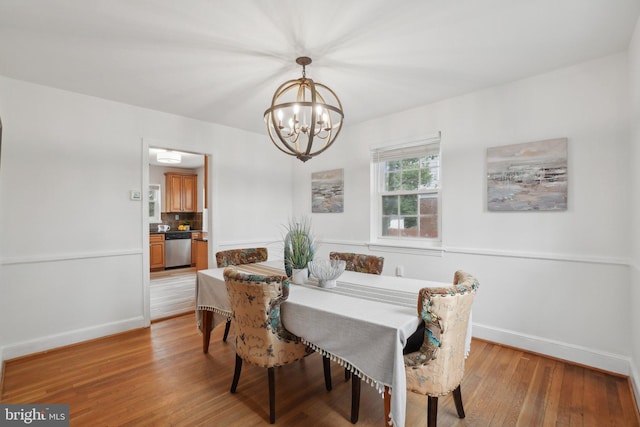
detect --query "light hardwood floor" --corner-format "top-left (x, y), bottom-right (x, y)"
top-left (150, 267), bottom-right (196, 321)
top-left (1, 313), bottom-right (639, 426)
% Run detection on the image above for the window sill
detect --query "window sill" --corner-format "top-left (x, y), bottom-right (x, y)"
top-left (367, 239), bottom-right (443, 257)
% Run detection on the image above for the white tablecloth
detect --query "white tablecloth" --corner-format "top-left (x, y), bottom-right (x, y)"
top-left (195, 262), bottom-right (472, 427)
top-left (196, 269), bottom-right (233, 331)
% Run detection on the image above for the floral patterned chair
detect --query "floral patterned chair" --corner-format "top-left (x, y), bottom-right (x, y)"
top-left (351, 270), bottom-right (479, 427)
top-left (224, 268), bottom-right (332, 424)
top-left (216, 247), bottom-right (268, 267)
top-left (329, 252), bottom-right (384, 275)
top-left (215, 247), bottom-right (269, 342)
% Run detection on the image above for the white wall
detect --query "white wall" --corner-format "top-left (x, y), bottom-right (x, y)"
top-left (0, 76), bottom-right (293, 372)
top-left (628, 15), bottom-right (640, 404)
top-left (0, 46), bottom-right (636, 398)
top-left (292, 53), bottom-right (633, 374)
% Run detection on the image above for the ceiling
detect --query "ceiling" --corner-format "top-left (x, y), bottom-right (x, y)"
top-left (0, 0), bottom-right (638, 136)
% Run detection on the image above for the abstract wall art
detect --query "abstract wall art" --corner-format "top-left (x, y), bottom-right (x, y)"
top-left (311, 168), bottom-right (344, 213)
top-left (487, 138), bottom-right (568, 211)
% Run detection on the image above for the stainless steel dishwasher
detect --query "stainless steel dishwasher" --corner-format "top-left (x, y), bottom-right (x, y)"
top-left (164, 232), bottom-right (192, 268)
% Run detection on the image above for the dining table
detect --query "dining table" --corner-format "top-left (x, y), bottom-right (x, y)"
top-left (195, 260), bottom-right (472, 427)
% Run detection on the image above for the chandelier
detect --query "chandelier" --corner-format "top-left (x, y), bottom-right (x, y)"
top-left (264, 57), bottom-right (344, 162)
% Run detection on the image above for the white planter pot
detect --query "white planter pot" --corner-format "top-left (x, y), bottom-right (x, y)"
top-left (292, 268), bottom-right (308, 285)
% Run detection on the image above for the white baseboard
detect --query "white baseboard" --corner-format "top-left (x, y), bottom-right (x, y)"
top-left (1, 316), bottom-right (147, 362)
top-left (0, 347), bottom-right (4, 384)
top-left (473, 323), bottom-right (631, 376)
top-left (631, 359), bottom-right (640, 412)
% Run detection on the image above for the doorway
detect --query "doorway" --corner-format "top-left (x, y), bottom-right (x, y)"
top-left (148, 147), bottom-right (209, 321)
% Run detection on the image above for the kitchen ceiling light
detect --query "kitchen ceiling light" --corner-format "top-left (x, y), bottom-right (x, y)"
top-left (264, 57), bottom-right (344, 162)
top-left (157, 151), bottom-right (182, 164)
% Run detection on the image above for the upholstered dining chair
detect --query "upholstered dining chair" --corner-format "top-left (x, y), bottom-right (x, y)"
top-left (216, 247), bottom-right (268, 267)
top-left (224, 268), bottom-right (332, 424)
top-left (215, 247), bottom-right (269, 341)
top-left (329, 252), bottom-right (384, 275)
top-left (351, 270), bottom-right (479, 427)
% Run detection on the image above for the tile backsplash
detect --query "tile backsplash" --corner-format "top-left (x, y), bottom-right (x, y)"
top-left (159, 212), bottom-right (203, 231)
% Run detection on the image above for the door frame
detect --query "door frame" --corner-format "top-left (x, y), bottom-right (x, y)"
top-left (141, 138), bottom-right (213, 325)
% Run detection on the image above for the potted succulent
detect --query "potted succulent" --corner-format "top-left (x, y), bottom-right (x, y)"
top-left (283, 216), bottom-right (316, 284)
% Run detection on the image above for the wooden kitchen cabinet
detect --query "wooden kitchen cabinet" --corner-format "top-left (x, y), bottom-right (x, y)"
top-left (196, 240), bottom-right (208, 270)
top-left (165, 173), bottom-right (197, 212)
top-left (191, 232), bottom-right (208, 269)
top-left (150, 234), bottom-right (165, 271)
top-left (191, 232), bottom-right (201, 266)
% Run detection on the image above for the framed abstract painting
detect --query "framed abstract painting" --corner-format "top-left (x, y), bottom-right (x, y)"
top-left (487, 138), bottom-right (568, 211)
top-left (312, 169), bottom-right (344, 213)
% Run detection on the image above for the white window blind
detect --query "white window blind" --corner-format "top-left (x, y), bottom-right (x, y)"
top-left (372, 141), bottom-right (440, 163)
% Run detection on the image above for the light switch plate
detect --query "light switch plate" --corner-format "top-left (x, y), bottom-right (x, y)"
top-left (130, 190), bottom-right (141, 201)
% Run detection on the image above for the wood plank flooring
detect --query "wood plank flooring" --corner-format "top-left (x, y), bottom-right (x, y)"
top-left (1, 313), bottom-right (638, 426)
top-left (150, 267), bottom-right (196, 321)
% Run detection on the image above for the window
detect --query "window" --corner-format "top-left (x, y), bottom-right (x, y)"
top-left (372, 137), bottom-right (441, 242)
top-left (149, 184), bottom-right (162, 223)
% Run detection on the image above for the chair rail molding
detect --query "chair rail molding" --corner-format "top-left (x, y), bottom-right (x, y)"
top-left (319, 240), bottom-right (627, 265)
top-left (0, 248), bottom-right (143, 266)
top-left (319, 238), bottom-right (442, 256)
top-left (215, 238), bottom-right (281, 249)
top-left (444, 246), bottom-right (630, 266)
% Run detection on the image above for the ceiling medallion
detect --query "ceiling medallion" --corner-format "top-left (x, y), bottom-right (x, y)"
top-left (264, 57), bottom-right (344, 162)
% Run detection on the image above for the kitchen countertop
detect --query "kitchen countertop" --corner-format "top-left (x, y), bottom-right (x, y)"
top-left (150, 229), bottom-right (203, 235)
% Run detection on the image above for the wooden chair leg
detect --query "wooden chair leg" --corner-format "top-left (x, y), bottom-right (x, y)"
top-left (222, 319), bottom-right (231, 342)
top-left (268, 367), bottom-right (276, 424)
top-left (230, 354), bottom-right (242, 393)
top-left (323, 356), bottom-right (332, 391)
top-left (202, 310), bottom-right (212, 353)
top-left (427, 396), bottom-right (438, 427)
top-left (452, 385), bottom-right (465, 418)
top-left (384, 387), bottom-right (391, 426)
top-left (351, 375), bottom-right (361, 424)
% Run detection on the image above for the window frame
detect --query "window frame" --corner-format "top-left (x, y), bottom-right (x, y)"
top-left (370, 135), bottom-right (442, 249)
